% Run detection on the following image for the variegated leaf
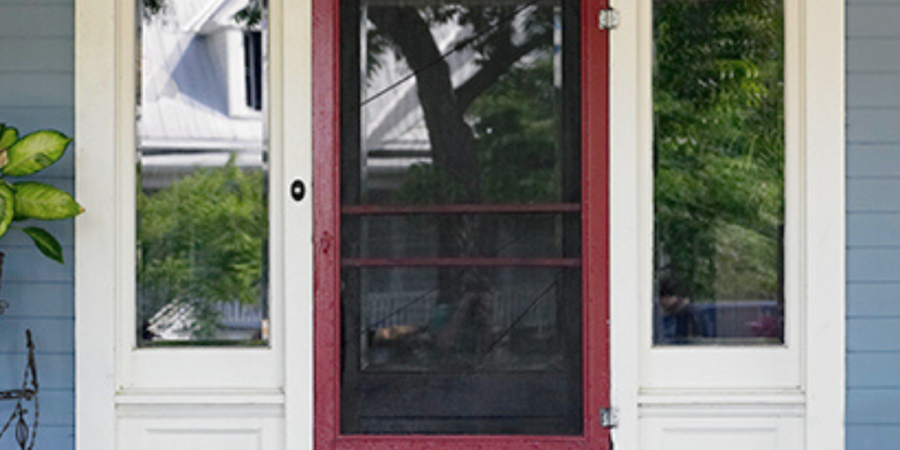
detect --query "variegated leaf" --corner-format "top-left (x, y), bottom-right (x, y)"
top-left (13, 182), bottom-right (84, 220)
top-left (4, 130), bottom-right (71, 177)
top-left (0, 125), bottom-right (17, 150)
top-left (0, 183), bottom-right (15, 239)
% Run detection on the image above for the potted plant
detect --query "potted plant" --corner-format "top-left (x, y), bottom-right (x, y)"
top-left (0, 123), bottom-right (82, 315)
top-left (0, 123), bottom-right (82, 264)
top-left (0, 123), bottom-right (82, 450)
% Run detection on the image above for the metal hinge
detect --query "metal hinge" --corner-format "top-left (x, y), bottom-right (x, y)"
top-left (600, 406), bottom-right (619, 429)
top-left (598, 8), bottom-right (620, 31)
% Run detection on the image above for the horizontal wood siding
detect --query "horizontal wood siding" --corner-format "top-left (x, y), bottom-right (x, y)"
top-left (0, 1), bottom-right (74, 449)
top-left (848, 1), bottom-right (900, 447)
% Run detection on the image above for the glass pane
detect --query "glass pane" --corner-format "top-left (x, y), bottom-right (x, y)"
top-left (653, 0), bottom-right (785, 345)
top-left (340, 0), bottom-right (582, 435)
top-left (136, 0), bottom-right (269, 346)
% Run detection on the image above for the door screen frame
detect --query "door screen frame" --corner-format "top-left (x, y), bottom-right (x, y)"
top-left (312, 0), bottom-right (610, 449)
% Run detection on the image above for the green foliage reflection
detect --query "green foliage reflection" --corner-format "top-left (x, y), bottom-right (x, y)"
top-left (137, 158), bottom-right (266, 340)
top-left (654, 0), bottom-right (784, 302)
top-left (395, 58), bottom-right (561, 204)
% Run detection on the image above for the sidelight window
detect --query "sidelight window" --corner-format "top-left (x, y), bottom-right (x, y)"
top-left (652, 0), bottom-right (785, 346)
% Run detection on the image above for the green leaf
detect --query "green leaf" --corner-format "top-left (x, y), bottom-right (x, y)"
top-left (0, 125), bottom-right (18, 150)
top-left (13, 182), bottom-right (84, 220)
top-left (0, 183), bottom-right (15, 239)
top-left (4, 130), bottom-right (71, 177)
top-left (22, 226), bottom-right (64, 264)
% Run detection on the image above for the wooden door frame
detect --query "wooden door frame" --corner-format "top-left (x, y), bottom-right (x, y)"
top-left (312, 1), bottom-right (610, 449)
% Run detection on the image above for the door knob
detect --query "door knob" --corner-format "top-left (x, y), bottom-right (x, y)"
top-left (291, 179), bottom-right (306, 202)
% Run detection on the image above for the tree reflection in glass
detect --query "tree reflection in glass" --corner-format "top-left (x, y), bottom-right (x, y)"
top-left (135, 0), bottom-right (268, 346)
top-left (653, 0), bottom-right (785, 345)
top-left (340, 0), bottom-right (584, 435)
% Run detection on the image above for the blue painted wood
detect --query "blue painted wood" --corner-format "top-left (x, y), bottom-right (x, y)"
top-left (0, 109), bottom-right (73, 136)
top-left (0, 353), bottom-right (72, 389)
top-left (848, 6), bottom-right (900, 38)
top-left (848, 0), bottom-right (900, 5)
top-left (0, 247), bottom-right (74, 282)
top-left (0, 39), bottom-right (73, 73)
top-left (848, 353), bottom-right (900, 388)
top-left (844, 2), bottom-right (900, 445)
top-left (0, 282), bottom-right (73, 319)
top-left (848, 40), bottom-right (900, 73)
top-left (0, 74), bottom-right (73, 108)
top-left (848, 213), bottom-right (900, 246)
top-left (848, 179), bottom-right (900, 212)
top-left (847, 425), bottom-right (900, 450)
top-left (848, 390), bottom-right (900, 424)
top-left (848, 283), bottom-right (900, 317)
top-left (2, 0), bottom-right (72, 5)
top-left (0, 427), bottom-right (74, 450)
top-left (0, 318), bottom-right (73, 354)
top-left (22, 389), bottom-right (75, 426)
top-left (848, 146), bottom-right (900, 177)
top-left (848, 41), bottom-right (900, 74)
top-left (847, 249), bottom-right (900, 282)
top-left (848, 110), bottom-right (900, 144)
top-left (0, 388), bottom-right (75, 428)
top-left (847, 318), bottom-right (900, 352)
top-left (0, 6), bottom-right (74, 38)
top-left (848, 75), bottom-right (900, 108)
top-left (0, 221), bottom-right (73, 248)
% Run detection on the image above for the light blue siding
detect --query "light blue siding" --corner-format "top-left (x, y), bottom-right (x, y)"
top-left (0, 1), bottom-right (74, 449)
top-left (847, 426), bottom-right (900, 449)
top-left (849, 147), bottom-right (900, 177)
top-left (0, 6), bottom-right (74, 39)
top-left (0, 40), bottom-right (74, 74)
top-left (847, 1), bottom-right (900, 448)
top-left (0, 75), bottom-right (74, 108)
top-left (848, 284), bottom-right (900, 316)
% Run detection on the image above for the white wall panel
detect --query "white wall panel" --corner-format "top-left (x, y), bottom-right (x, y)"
top-left (642, 412), bottom-right (803, 450)
top-left (118, 407), bottom-right (283, 450)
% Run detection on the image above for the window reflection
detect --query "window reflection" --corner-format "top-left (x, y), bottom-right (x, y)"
top-left (653, 0), bottom-right (785, 345)
top-left (136, 0), bottom-right (268, 346)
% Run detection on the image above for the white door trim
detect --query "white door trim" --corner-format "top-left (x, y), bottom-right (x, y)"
top-left (75, 0), bottom-right (315, 448)
top-left (609, 0), bottom-right (845, 448)
top-left (75, 0), bottom-right (119, 448)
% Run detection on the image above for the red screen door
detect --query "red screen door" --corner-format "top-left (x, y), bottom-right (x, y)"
top-left (314, 0), bottom-right (609, 448)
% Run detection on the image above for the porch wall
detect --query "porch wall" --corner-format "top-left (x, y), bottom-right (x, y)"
top-left (0, 0), bottom-right (76, 449)
top-left (0, 0), bottom-right (893, 449)
top-left (846, 0), bottom-right (900, 447)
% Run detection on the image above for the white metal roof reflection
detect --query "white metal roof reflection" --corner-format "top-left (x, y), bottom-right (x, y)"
top-left (137, 1), bottom-right (541, 188)
top-left (138, 0), bottom-right (264, 159)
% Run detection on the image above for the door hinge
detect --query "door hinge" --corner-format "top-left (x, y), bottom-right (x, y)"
top-left (598, 8), bottom-right (620, 31)
top-left (600, 406), bottom-right (619, 429)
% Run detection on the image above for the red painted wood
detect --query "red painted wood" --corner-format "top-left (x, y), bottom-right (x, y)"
top-left (581, 0), bottom-right (611, 447)
top-left (314, 1), bottom-right (610, 449)
top-left (341, 203), bottom-right (581, 215)
top-left (313, 1), bottom-right (342, 449)
top-left (333, 436), bottom-right (595, 450)
top-left (342, 257), bottom-right (582, 268)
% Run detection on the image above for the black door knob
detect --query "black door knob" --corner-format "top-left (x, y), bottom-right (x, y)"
top-left (291, 179), bottom-right (306, 202)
